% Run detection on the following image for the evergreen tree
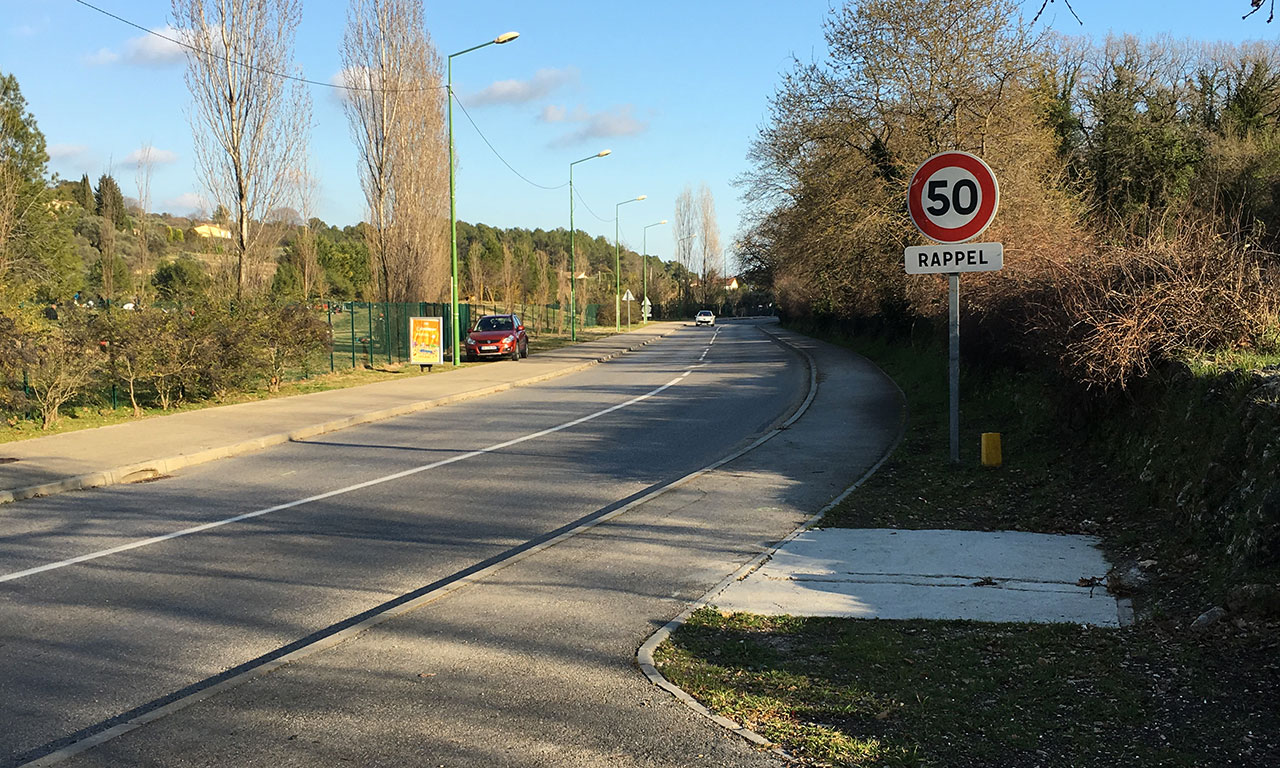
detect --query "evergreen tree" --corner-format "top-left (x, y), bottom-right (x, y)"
top-left (76, 173), bottom-right (94, 211)
top-left (95, 174), bottom-right (128, 229)
top-left (2, 71), bottom-right (77, 303)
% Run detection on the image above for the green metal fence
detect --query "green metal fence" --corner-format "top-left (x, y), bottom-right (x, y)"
top-left (322, 300), bottom-right (604, 370)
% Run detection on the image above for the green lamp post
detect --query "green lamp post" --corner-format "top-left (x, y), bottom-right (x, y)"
top-left (641, 219), bottom-right (667, 323)
top-left (569, 149), bottom-right (611, 341)
top-left (614, 195), bottom-right (646, 331)
top-left (448, 31), bottom-right (519, 366)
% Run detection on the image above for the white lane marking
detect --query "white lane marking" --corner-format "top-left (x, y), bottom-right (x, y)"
top-left (1, 373), bottom-right (692, 585)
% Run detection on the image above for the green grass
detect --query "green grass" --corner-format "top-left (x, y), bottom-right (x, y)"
top-left (0, 364), bottom-right (442, 443)
top-left (654, 326), bottom-right (1280, 767)
top-left (818, 332), bottom-right (1136, 538)
top-left (1181, 343), bottom-right (1280, 376)
top-left (658, 609), bottom-right (1279, 767)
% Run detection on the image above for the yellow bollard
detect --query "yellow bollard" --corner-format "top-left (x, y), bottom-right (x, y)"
top-left (981, 432), bottom-right (1002, 467)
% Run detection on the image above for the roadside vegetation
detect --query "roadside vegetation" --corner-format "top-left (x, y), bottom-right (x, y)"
top-left (0, 60), bottom-right (728, 433)
top-left (657, 1), bottom-right (1280, 763)
top-left (658, 609), bottom-right (1277, 768)
top-left (0, 322), bottom-right (624, 442)
top-left (656, 328), bottom-right (1280, 767)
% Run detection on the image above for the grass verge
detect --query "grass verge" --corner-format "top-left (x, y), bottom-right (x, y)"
top-left (1, 324), bottom-right (645, 443)
top-left (656, 328), bottom-right (1279, 767)
top-left (657, 608), bottom-right (1278, 767)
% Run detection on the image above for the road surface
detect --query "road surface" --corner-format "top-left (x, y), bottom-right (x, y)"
top-left (1, 321), bottom-right (902, 767)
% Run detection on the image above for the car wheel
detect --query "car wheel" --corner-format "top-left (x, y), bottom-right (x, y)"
top-left (465, 351), bottom-right (477, 362)
top-left (520, 341), bottom-right (529, 358)
top-left (511, 344), bottom-right (520, 361)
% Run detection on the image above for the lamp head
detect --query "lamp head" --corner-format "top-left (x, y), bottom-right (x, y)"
top-left (495, 32), bottom-right (519, 44)
top-left (659, 219), bottom-right (668, 224)
top-left (597, 149), bottom-right (612, 157)
top-left (636, 195), bottom-right (647, 201)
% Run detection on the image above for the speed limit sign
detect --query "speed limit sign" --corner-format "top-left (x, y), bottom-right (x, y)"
top-left (902, 150), bottom-right (1003, 466)
top-left (907, 151), bottom-right (999, 244)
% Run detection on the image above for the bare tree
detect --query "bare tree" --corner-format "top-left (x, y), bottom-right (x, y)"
top-left (173, 0), bottom-right (308, 302)
top-left (466, 241), bottom-right (486, 302)
top-left (133, 145), bottom-right (156, 303)
top-left (555, 254), bottom-right (570, 333)
top-left (696, 183), bottom-right (722, 305)
top-left (534, 247), bottom-right (551, 326)
top-left (341, 0), bottom-right (449, 304)
top-left (672, 185), bottom-right (697, 311)
top-left (292, 114), bottom-right (324, 300)
top-left (499, 242), bottom-right (517, 309)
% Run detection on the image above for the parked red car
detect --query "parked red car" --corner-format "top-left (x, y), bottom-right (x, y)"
top-left (464, 314), bottom-right (529, 361)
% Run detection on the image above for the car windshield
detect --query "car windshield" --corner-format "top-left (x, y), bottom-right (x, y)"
top-left (476, 316), bottom-right (514, 332)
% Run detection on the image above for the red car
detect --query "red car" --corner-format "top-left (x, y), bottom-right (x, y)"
top-left (464, 314), bottom-right (529, 361)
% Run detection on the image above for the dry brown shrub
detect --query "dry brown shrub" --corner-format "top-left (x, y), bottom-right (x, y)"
top-left (1031, 225), bottom-right (1279, 389)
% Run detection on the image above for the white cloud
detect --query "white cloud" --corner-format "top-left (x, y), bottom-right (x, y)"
top-left (540, 105), bottom-right (592, 124)
top-left (165, 193), bottom-right (208, 215)
top-left (546, 104), bottom-right (648, 147)
top-left (47, 144), bottom-right (89, 161)
top-left (83, 47), bottom-right (120, 66)
top-left (124, 146), bottom-right (178, 166)
top-left (329, 66), bottom-right (377, 105)
top-left (83, 26), bottom-right (187, 69)
top-left (124, 26), bottom-right (186, 66)
top-left (540, 105), bottom-right (567, 123)
top-left (470, 68), bottom-right (578, 106)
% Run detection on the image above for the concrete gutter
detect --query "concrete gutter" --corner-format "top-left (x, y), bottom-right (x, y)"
top-left (0, 327), bottom-right (680, 507)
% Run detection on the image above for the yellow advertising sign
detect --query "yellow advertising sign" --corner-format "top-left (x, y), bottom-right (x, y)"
top-left (409, 316), bottom-right (444, 367)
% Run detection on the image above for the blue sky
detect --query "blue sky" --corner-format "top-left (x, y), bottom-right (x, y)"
top-left (1, 1), bottom-right (1276, 268)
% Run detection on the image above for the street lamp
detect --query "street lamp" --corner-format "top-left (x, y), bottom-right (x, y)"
top-left (641, 219), bottom-right (667, 324)
top-left (614, 195), bottom-right (646, 331)
top-left (448, 31), bottom-right (519, 366)
top-left (569, 149), bottom-right (610, 341)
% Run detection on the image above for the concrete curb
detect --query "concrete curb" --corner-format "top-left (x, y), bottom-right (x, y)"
top-left (635, 327), bottom-right (909, 759)
top-left (0, 328), bottom-right (681, 507)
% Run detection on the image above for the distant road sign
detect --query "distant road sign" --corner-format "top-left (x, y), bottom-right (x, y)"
top-left (907, 151), bottom-right (1000, 244)
top-left (622, 289), bottom-right (635, 301)
top-left (904, 242), bottom-right (1003, 275)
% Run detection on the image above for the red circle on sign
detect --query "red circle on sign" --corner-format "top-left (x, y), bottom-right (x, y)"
top-left (907, 151), bottom-right (999, 244)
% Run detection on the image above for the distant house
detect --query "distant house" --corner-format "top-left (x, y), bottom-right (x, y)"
top-left (724, 276), bottom-right (740, 290)
top-left (192, 223), bottom-right (232, 240)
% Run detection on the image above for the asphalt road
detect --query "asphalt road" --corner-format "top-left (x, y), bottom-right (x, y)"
top-left (1, 322), bottom-right (820, 767)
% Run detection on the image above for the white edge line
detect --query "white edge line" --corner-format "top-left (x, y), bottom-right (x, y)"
top-left (635, 323), bottom-right (909, 759)
top-left (2, 371), bottom-right (689, 585)
top-left (0, 326), bottom-right (686, 508)
top-left (15, 326), bottom-right (732, 767)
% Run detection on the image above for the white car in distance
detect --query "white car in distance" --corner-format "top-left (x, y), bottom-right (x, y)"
top-left (695, 310), bottom-right (715, 326)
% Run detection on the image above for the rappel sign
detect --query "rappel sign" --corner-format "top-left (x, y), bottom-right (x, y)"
top-left (903, 151), bottom-right (1004, 463)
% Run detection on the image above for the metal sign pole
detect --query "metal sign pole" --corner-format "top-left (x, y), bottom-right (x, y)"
top-left (949, 273), bottom-right (960, 464)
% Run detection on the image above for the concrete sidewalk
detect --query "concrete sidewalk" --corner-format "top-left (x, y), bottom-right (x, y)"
top-left (0, 323), bottom-right (682, 506)
top-left (709, 528), bottom-right (1126, 626)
